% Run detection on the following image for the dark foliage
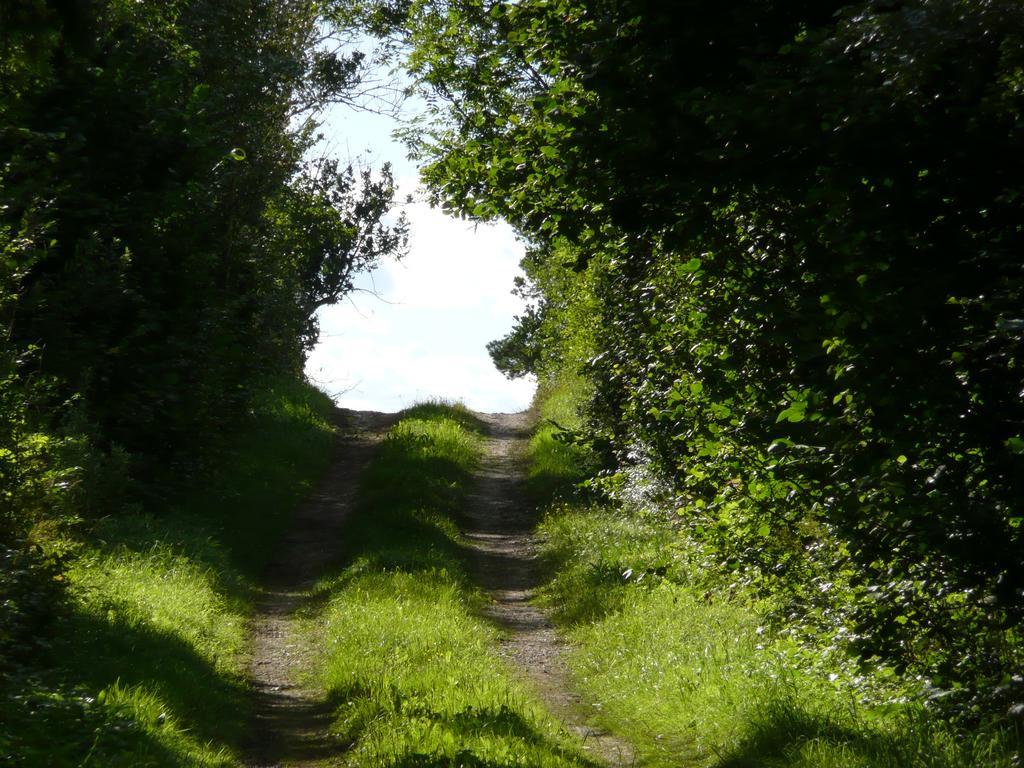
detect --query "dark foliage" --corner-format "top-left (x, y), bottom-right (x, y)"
top-left (0, 0), bottom-right (406, 532)
top-left (0, 544), bottom-right (66, 672)
top-left (359, 0), bottom-right (1024, 722)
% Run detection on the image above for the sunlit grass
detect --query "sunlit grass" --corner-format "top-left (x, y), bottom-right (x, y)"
top-left (70, 522), bottom-right (249, 675)
top-left (303, 403), bottom-right (600, 767)
top-left (536, 504), bottom-right (678, 625)
top-left (539, 505), bottom-right (1020, 767)
top-left (528, 380), bottom-right (1020, 768)
top-left (524, 374), bottom-right (595, 504)
top-left (1, 377), bottom-right (337, 766)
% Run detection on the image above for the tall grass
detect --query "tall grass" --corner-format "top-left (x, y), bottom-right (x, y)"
top-left (529, 377), bottom-right (1021, 768)
top-left (302, 402), bottom-right (600, 767)
top-left (1, 377), bottom-right (337, 767)
top-left (523, 374), bottom-right (594, 504)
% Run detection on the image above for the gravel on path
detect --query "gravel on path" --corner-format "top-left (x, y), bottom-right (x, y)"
top-left (243, 408), bottom-right (394, 768)
top-left (463, 411), bottom-right (636, 768)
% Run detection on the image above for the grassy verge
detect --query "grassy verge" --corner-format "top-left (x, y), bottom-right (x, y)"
top-left (1, 377), bottom-right (337, 767)
top-left (523, 374), bottom-right (594, 505)
top-left (528, 377), bottom-right (1020, 768)
top-left (301, 401), bottom-right (599, 767)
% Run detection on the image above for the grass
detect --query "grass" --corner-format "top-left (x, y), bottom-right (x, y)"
top-left (527, 377), bottom-right (1021, 768)
top-left (523, 374), bottom-right (594, 504)
top-left (301, 401), bottom-right (601, 767)
top-left (186, 380), bottom-right (340, 574)
top-left (1, 377), bottom-right (338, 767)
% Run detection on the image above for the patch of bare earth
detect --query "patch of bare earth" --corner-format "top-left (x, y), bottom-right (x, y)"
top-left (464, 411), bottom-right (636, 767)
top-left (243, 408), bottom-right (394, 768)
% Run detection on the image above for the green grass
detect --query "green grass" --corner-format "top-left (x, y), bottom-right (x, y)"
top-left (301, 402), bottom-right (600, 767)
top-left (1, 377), bottom-right (338, 767)
top-left (527, 380), bottom-right (1021, 768)
top-left (185, 380), bottom-right (339, 574)
top-left (535, 503), bottom-right (679, 626)
top-left (538, 507), bottom-right (1020, 767)
top-left (523, 374), bottom-right (594, 504)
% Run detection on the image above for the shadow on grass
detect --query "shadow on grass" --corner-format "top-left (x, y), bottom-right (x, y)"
top-left (382, 745), bottom-right (596, 768)
top-left (536, 563), bottom-right (629, 625)
top-left (303, 449), bottom-right (477, 607)
top-left (1, 601), bottom-right (245, 766)
top-left (383, 750), bottom-right (590, 768)
top-left (715, 701), bottom-right (899, 768)
top-left (329, 446), bottom-right (477, 578)
top-left (61, 608), bottom-right (250, 749)
top-left (359, 453), bottom-right (474, 514)
top-left (323, 685), bottom-right (601, 768)
top-left (178, 406), bottom-right (338, 578)
top-left (0, 679), bottom-right (185, 768)
top-left (324, 509), bottom-right (469, 589)
top-left (524, 432), bottom-right (592, 504)
top-left (85, 512), bottom-right (252, 600)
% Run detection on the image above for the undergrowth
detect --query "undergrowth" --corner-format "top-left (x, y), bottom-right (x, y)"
top-left (0, 377), bottom-right (337, 766)
top-left (302, 400), bottom-right (600, 767)
top-left (529, 375), bottom-right (1022, 768)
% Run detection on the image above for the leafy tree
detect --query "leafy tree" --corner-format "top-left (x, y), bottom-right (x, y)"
top-left (0, 0), bottom-right (406, 528)
top-left (356, 0), bottom-right (1024, 720)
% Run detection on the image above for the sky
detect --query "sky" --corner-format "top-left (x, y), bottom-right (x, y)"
top-left (303, 93), bottom-right (536, 414)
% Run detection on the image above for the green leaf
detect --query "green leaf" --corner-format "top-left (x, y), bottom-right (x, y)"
top-left (776, 406), bottom-right (806, 423)
top-left (677, 257), bottom-right (702, 274)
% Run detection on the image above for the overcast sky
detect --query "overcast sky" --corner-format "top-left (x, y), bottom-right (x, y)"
top-left (303, 96), bottom-right (536, 413)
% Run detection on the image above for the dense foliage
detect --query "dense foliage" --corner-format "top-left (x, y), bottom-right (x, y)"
top-left (0, 2), bottom-right (407, 717)
top-left (357, 0), bottom-right (1024, 724)
top-left (0, 0), bottom-right (406, 537)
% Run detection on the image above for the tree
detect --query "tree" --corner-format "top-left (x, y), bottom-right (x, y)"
top-left (0, 0), bottom-right (407, 526)
top-left (357, 0), bottom-right (1024, 719)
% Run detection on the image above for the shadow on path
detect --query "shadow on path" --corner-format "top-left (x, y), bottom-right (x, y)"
top-left (243, 408), bottom-right (395, 768)
top-left (462, 411), bottom-right (636, 767)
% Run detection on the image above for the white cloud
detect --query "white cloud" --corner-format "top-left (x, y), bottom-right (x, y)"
top-left (305, 97), bottom-right (535, 414)
top-left (304, 199), bottom-right (536, 414)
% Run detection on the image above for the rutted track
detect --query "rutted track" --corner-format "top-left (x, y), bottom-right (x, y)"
top-left (463, 412), bottom-right (635, 767)
top-left (242, 407), bottom-right (634, 767)
top-left (243, 408), bottom-right (393, 768)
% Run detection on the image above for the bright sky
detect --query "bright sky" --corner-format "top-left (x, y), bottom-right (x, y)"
top-left (303, 95), bottom-right (536, 414)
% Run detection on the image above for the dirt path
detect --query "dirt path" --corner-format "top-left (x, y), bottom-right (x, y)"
top-left (243, 408), bottom-right (394, 768)
top-left (463, 412), bottom-right (636, 767)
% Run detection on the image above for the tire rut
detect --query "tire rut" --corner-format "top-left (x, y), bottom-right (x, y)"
top-left (463, 411), bottom-right (636, 767)
top-left (243, 408), bottom-right (394, 768)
